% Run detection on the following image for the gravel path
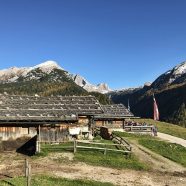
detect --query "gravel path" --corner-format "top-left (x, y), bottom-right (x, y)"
top-left (157, 132), bottom-right (186, 147)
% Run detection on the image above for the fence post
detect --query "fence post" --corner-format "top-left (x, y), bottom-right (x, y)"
top-left (38, 125), bottom-right (41, 153)
top-left (104, 144), bottom-right (107, 155)
top-left (25, 159), bottom-right (28, 177)
top-left (25, 159), bottom-right (31, 186)
top-left (74, 139), bottom-right (77, 153)
top-left (27, 164), bottom-right (31, 186)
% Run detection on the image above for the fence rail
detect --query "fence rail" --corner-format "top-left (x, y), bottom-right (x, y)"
top-left (40, 139), bottom-right (131, 156)
top-left (124, 125), bottom-right (153, 132)
top-left (74, 140), bottom-right (131, 155)
top-left (110, 133), bottom-right (132, 152)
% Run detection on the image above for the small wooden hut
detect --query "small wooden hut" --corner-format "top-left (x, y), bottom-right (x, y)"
top-left (94, 104), bottom-right (134, 128)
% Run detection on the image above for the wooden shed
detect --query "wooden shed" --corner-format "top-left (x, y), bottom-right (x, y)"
top-left (0, 94), bottom-right (103, 142)
top-left (93, 104), bottom-right (134, 128)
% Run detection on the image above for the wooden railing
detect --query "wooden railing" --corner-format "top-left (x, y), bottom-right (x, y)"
top-left (124, 125), bottom-right (153, 132)
top-left (110, 133), bottom-right (132, 152)
top-left (74, 140), bottom-right (131, 155)
top-left (41, 139), bottom-right (131, 156)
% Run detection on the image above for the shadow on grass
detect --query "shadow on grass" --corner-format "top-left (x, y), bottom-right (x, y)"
top-left (16, 135), bottom-right (37, 156)
top-left (1, 180), bottom-right (15, 186)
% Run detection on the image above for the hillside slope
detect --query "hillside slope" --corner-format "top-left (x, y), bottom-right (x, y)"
top-left (0, 62), bottom-right (110, 104)
top-left (0, 60), bottom-right (111, 94)
top-left (110, 61), bottom-right (186, 127)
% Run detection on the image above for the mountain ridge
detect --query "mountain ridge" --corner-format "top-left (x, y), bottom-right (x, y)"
top-left (0, 60), bottom-right (111, 94)
top-left (109, 61), bottom-right (186, 127)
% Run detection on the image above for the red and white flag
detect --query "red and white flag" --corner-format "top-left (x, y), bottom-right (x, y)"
top-left (153, 95), bottom-right (159, 121)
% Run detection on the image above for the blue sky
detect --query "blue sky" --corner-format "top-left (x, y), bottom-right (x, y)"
top-left (0, 0), bottom-right (186, 89)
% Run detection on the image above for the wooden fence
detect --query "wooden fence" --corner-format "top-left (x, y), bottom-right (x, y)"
top-left (25, 159), bottom-right (31, 186)
top-left (40, 139), bottom-right (132, 156)
top-left (73, 140), bottom-right (131, 155)
top-left (110, 133), bottom-right (132, 152)
top-left (124, 125), bottom-right (153, 133)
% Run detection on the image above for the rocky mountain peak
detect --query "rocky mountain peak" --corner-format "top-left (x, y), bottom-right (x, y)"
top-left (73, 74), bottom-right (111, 94)
top-left (97, 83), bottom-right (111, 93)
top-left (172, 61), bottom-right (186, 76)
top-left (0, 60), bottom-right (111, 94)
top-left (73, 74), bottom-right (87, 87)
top-left (152, 61), bottom-right (186, 89)
top-left (33, 60), bottom-right (63, 73)
top-left (32, 61), bottom-right (64, 73)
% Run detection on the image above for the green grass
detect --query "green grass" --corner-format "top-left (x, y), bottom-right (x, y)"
top-left (74, 150), bottom-right (148, 170)
top-left (133, 118), bottom-right (186, 140)
top-left (113, 131), bottom-right (153, 140)
top-left (39, 140), bottom-right (148, 170)
top-left (0, 175), bottom-right (114, 186)
top-left (139, 138), bottom-right (186, 167)
top-left (114, 130), bottom-right (186, 167)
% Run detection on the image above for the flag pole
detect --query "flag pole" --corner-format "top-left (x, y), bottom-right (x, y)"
top-left (128, 99), bottom-right (130, 111)
top-left (153, 93), bottom-right (159, 120)
top-left (152, 93), bottom-right (159, 136)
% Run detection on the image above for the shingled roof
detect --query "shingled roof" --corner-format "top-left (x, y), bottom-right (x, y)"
top-left (0, 94), bottom-right (103, 122)
top-left (94, 104), bottom-right (134, 119)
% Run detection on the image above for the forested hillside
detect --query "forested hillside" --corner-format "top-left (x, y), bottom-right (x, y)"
top-left (110, 82), bottom-right (186, 127)
top-left (0, 68), bottom-right (111, 105)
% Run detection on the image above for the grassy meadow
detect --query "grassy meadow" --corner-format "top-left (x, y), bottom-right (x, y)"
top-left (0, 175), bottom-right (114, 186)
top-left (139, 138), bottom-right (186, 167)
top-left (39, 139), bottom-right (148, 171)
top-left (114, 131), bottom-right (186, 167)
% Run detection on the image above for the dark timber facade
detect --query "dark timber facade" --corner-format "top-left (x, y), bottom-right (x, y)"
top-left (0, 94), bottom-right (134, 143)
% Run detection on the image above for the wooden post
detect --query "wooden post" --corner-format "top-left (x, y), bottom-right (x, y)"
top-left (73, 139), bottom-right (77, 153)
top-left (56, 128), bottom-right (58, 142)
top-left (25, 159), bottom-right (31, 186)
top-left (25, 159), bottom-right (28, 177)
top-left (104, 144), bottom-right (107, 155)
top-left (38, 125), bottom-right (41, 153)
top-left (27, 164), bottom-right (31, 186)
top-left (122, 119), bottom-right (125, 129)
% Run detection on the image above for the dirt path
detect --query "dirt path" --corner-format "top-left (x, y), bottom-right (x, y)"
top-left (1, 152), bottom-right (186, 186)
top-left (157, 132), bottom-right (186, 147)
top-left (53, 162), bottom-right (186, 186)
top-left (130, 140), bottom-right (186, 173)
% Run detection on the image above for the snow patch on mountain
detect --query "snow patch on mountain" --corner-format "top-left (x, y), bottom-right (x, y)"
top-left (0, 60), bottom-right (64, 83)
top-left (173, 61), bottom-right (186, 75)
top-left (166, 61), bottom-right (186, 84)
top-left (110, 86), bottom-right (142, 94)
top-left (152, 61), bottom-right (186, 88)
top-left (33, 60), bottom-right (63, 73)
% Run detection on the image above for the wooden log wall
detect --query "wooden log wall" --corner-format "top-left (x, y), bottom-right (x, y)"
top-left (40, 125), bottom-right (69, 142)
top-left (0, 127), bottom-right (36, 141)
top-left (95, 120), bottom-right (124, 128)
